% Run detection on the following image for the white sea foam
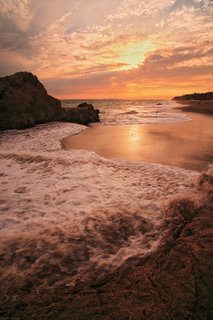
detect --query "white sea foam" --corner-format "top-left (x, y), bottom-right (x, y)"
top-left (0, 122), bottom-right (199, 291)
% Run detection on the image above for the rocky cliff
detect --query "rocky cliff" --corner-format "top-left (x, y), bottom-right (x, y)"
top-left (173, 92), bottom-right (213, 100)
top-left (0, 72), bottom-right (99, 130)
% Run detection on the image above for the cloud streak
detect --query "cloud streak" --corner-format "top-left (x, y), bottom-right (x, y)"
top-left (0, 0), bottom-right (32, 31)
top-left (0, 0), bottom-right (212, 98)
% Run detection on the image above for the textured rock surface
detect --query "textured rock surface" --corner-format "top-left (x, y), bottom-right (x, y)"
top-left (63, 102), bottom-right (100, 125)
top-left (0, 72), bottom-right (63, 130)
top-left (0, 170), bottom-right (212, 320)
top-left (0, 72), bottom-right (99, 130)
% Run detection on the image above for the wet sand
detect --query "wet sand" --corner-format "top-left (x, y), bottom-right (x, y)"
top-left (63, 101), bottom-right (213, 171)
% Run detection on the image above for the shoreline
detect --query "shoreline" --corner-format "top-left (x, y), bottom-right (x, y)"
top-left (0, 122), bottom-right (199, 275)
top-left (63, 100), bottom-right (213, 171)
top-left (0, 101), bottom-right (212, 319)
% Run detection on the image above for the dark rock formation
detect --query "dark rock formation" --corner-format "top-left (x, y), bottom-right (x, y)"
top-left (0, 72), bottom-right (100, 130)
top-left (62, 102), bottom-right (100, 125)
top-left (0, 72), bottom-right (62, 130)
top-left (173, 92), bottom-right (213, 101)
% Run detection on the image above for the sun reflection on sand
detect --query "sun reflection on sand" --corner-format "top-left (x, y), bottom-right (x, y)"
top-left (63, 111), bottom-right (213, 171)
top-left (126, 125), bottom-right (143, 155)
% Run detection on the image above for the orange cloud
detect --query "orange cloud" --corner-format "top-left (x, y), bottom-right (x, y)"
top-left (0, 0), bottom-right (212, 98)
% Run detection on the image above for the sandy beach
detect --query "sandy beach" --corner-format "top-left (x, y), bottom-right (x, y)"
top-left (0, 100), bottom-right (212, 319)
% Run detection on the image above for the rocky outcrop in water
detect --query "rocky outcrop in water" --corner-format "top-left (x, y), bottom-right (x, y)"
top-left (0, 72), bottom-right (100, 130)
top-left (173, 92), bottom-right (213, 100)
top-left (63, 102), bottom-right (100, 125)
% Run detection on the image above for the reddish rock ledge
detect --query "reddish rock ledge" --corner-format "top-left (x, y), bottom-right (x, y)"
top-left (0, 168), bottom-right (212, 320)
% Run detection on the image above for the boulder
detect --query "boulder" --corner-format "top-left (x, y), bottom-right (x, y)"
top-left (0, 72), bottom-right (63, 130)
top-left (63, 102), bottom-right (100, 125)
top-left (0, 72), bottom-right (100, 130)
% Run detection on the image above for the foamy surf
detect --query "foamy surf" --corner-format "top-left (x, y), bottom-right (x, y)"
top-left (0, 122), bottom-right (199, 291)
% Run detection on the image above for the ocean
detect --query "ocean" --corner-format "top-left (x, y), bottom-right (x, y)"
top-left (62, 99), bottom-right (190, 125)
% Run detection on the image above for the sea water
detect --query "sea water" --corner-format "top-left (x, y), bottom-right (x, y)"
top-left (62, 99), bottom-right (190, 125)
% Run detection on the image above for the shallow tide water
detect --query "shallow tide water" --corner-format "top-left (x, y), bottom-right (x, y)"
top-left (63, 111), bottom-right (213, 171)
top-left (0, 120), bottom-right (200, 292)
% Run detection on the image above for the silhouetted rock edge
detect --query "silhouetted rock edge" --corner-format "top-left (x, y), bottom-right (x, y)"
top-left (173, 91), bottom-right (213, 100)
top-left (0, 72), bottom-right (100, 130)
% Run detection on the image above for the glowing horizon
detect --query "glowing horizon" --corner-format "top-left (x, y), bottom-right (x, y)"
top-left (0, 0), bottom-right (212, 99)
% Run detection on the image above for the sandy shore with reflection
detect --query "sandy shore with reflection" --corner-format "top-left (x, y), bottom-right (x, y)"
top-left (63, 101), bottom-right (213, 171)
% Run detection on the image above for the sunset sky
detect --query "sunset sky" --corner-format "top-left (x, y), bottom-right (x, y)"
top-left (0, 0), bottom-right (212, 99)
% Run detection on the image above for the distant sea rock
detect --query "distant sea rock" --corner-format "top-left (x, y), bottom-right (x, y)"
top-left (0, 72), bottom-right (100, 130)
top-left (173, 92), bottom-right (213, 101)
